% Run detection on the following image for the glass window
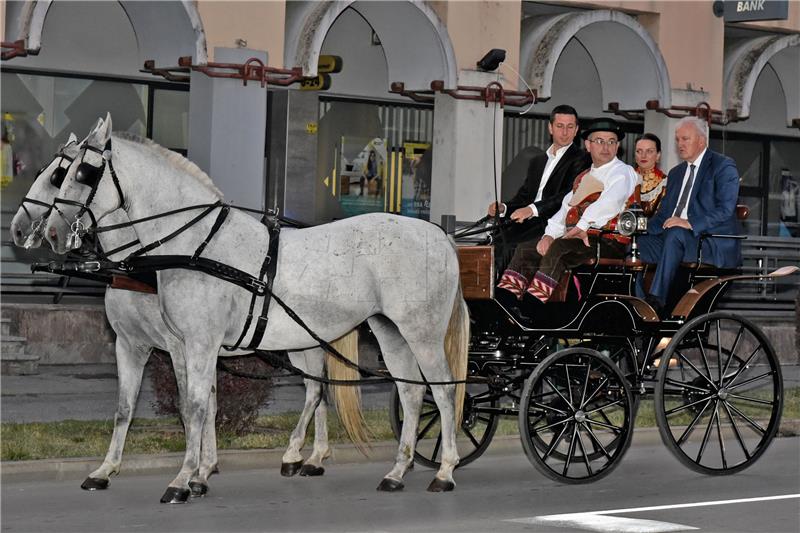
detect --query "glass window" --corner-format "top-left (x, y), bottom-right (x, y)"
top-left (316, 98), bottom-right (433, 221)
top-left (1, 71), bottom-right (185, 288)
top-left (769, 140), bottom-right (800, 237)
top-left (152, 88), bottom-right (190, 153)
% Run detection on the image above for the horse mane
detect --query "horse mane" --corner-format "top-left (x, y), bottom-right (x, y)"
top-left (112, 132), bottom-right (224, 198)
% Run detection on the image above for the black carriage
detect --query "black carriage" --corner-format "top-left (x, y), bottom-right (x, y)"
top-left (390, 211), bottom-right (792, 484)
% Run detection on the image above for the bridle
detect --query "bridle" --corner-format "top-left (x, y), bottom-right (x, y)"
top-left (18, 145), bottom-right (78, 248)
top-left (51, 138), bottom-right (126, 249)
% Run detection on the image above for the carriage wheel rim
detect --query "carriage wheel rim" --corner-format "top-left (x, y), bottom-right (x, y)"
top-left (654, 312), bottom-right (783, 475)
top-left (519, 348), bottom-right (634, 483)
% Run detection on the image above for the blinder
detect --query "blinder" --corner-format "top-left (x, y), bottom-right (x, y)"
top-left (74, 141), bottom-right (109, 187)
top-left (49, 154), bottom-right (74, 188)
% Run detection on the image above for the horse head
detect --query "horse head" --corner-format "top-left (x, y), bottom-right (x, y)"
top-left (45, 113), bottom-right (123, 254)
top-left (10, 132), bottom-right (80, 249)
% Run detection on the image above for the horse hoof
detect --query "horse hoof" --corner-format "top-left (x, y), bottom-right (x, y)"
top-left (189, 481), bottom-right (208, 497)
top-left (160, 487), bottom-right (191, 504)
top-left (427, 478), bottom-right (455, 492)
top-left (376, 478), bottom-right (404, 492)
top-left (81, 477), bottom-right (109, 491)
top-left (281, 461), bottom-right (303, 477)
top-left (299, 464), bottom-right (325, 477)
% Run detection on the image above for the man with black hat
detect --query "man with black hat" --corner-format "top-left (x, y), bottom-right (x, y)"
top-left (497, 117), bottom-right (638, 304)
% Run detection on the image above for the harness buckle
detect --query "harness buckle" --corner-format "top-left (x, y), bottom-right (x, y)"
top-left (78, 261), bottom-right (101, 272)
top-left (246, 278), bottom-right (267, 295)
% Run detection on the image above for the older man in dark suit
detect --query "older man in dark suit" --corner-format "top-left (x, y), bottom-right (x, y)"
top-left (638, 116), bottom-right (742, 313)
top-left (488, 104), bottom-right (590, 272)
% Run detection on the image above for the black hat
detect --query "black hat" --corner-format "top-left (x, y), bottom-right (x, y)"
top-left (580, 118), bottom-right (625, 141)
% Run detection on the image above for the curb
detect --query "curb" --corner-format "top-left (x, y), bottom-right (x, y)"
top-left (3, 425), bottom-right (796, 483)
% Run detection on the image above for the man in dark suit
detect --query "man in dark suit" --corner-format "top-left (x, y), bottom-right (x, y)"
top-left (488, 104), bottom-right (590, 271)
top-left (638, 116), bottom-right (742, 313)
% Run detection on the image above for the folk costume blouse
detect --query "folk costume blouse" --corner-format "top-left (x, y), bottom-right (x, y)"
top-left (637, 165), bottom-right (668, 218)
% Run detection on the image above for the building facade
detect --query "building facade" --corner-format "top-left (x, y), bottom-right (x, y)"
top-left (2, 0), bottom-right (798, 287)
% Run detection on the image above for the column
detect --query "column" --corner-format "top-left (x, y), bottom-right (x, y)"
top-left (430, 70), bottom-right (504, 226)
top-left (644, 89), bottom-right (711, 172)
top-left (188, 47), bottom-right (268, 211)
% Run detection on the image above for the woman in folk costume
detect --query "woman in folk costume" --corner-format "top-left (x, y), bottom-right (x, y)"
top-left (497, 118), bottom-right (639, 303)
top-left (634, 133), bottom-right (668, 217)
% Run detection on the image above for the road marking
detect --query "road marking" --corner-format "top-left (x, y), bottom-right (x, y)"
top-left (505, 494), bottom-right (800, 532)
top-left (514, 514), bottom-right (697, 532)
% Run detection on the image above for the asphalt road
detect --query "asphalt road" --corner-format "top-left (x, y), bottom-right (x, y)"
top-left (2, 434), bottom-right (798, 533)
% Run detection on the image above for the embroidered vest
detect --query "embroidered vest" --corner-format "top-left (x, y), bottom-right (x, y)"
top-left (565, 169), bottom-right (639, 243)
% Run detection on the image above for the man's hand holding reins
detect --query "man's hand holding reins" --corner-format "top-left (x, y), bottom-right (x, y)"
top-left (487, 202), bottom-right (505, 217)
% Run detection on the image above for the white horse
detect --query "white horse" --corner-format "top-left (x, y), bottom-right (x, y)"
top-left (45, 115), bottom-right (468, 503)
top-left (15, 121), bottom-right (354, 498)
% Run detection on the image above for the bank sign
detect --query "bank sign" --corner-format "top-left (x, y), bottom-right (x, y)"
top-left (724, 0), bottom-right (789, 22)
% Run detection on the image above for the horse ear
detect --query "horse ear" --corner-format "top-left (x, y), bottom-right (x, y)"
top-left (97, 112), bottom-right (112, 144)
top-left (67, 132), bottom-right (78, 144)
top-left (87, 117), bottom-right (104, 138)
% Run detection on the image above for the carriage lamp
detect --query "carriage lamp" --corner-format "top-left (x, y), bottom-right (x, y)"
top-left (618, 207), bottom-right (647, 262)
top-left (617, 208), bottom-right (647, 237)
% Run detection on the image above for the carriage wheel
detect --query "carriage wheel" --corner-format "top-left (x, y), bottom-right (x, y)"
top-left (389, 382), bottom-right (500, 469)
top-left (654, 312), bottom-right (783, 475)
top-left (518, 347), bottom-right (634, 484)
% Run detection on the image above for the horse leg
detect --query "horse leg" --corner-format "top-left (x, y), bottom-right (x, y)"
top-left (368, 316), bottom-right (425, 492)
top-left (160, 339), bottom-right (219, 504)
top-left (405, 341), bottom-right (459, 492)
top-left (190, 378), bottom-right (219, 497)
top-left (281, 350), bottom-right (327, 477)
top-left (82, 334), bottom-right (148, 490)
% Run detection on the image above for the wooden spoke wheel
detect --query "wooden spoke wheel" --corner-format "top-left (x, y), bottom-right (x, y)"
top-left (654, 312), bottom-right (783, 475)
top-left (389, 382), bottom-right (500, 469)
top-left (518, 347), bottom-right (634, 484)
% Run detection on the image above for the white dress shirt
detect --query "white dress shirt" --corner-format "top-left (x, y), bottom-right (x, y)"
top-left (673, 148), bottom-right (707, 219)
top-left (544, 157), bottom-right (638, 239)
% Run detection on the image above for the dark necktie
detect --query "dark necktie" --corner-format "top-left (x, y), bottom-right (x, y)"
top-left (673, 164), bottom-right (696, 217)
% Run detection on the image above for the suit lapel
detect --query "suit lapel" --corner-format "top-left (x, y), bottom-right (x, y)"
top-left (548, 144), bottom-right (576, 179)
top-left (688, 151), bottom-right (713, 208)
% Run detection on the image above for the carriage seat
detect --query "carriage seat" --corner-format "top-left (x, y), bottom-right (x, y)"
top-left (680, 204), bottom-right (749, 269)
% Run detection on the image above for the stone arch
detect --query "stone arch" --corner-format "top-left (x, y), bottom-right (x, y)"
top-left (15, 0), bottom-right (207, 65)
top-left (284, 0), bottom-right (457, 89)
top-left (521, 9), bottom-right (671, 110)
top-left (724, 34), bottom-right (800, 126)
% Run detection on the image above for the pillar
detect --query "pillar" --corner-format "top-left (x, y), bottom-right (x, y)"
top-left (430, 70), bottom-right (504, 226)
top-left (644, 89), bottom-right (710, 172)
top-left (188, 47), bottom-right (268, 211)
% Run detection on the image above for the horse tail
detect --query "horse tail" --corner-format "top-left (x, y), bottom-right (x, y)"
top-left (326, 329), bottom-right (370, 454)
top-left (444, 282), bottom-right (470, 426)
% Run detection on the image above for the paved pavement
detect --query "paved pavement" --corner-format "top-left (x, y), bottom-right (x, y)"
top-left (2, 434), bottom-right (799, 533)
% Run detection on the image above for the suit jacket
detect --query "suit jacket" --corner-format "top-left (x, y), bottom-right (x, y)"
top-left (506, 143), bottom-right (590, 221)
top-left (647, 149), bottom-right (742, 267)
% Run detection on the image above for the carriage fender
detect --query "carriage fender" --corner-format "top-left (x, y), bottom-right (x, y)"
top-left (585, 294), bottom-right (660, 332)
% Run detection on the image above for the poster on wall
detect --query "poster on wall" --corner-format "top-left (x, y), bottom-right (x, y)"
top-left (338, 136), bottom-right (387, 217)
top-left (779, 168), bottom-right (799, 237)
top-left (400, 141), bottom-right (431, 220)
